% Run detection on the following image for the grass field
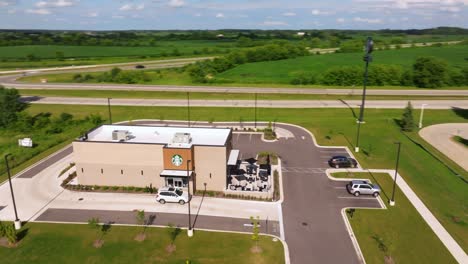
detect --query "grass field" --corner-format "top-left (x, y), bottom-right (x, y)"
top-left (17, 89), bottom-right (468, 101)
top-left (217, 45), bottom-right (468, 84)
top-left (18, 105), bottom-right (467, 253)
top-left (0, 223), bottom-right (284, 264)
top-left (332, 171), bottom-right (456, 264)
top-left (0, 41), bottom-right (236, 59)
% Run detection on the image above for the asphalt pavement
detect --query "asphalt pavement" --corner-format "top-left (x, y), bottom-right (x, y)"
top-left (19, 96), bottom-right (468, 109)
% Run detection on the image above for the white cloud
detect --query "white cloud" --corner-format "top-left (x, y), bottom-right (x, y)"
top-left (112, 15), bottom-right (125, 19)
top-left (119, 3), bottom-right (145, 11)
top-left (261, 20), bottom-right (288, 26)
top-left (194, 13), bottom-right (202, 17)
top-left (26, 8), bottom-right (52, 15)
top-left (86, 12), bottom-right (99, 17)
top-left (168, 0), bottom-right (185, 8)
top-left (36, 0), bottom-right (74, 8)
top-left (7, 9), bottom-right (16, 14)
top-left (0, 1), bottom-right (16, 7)
top-left (440, 6), bottom-right (461, 12)
top-left (337, 17), bottom-right (345, 23)
top-left (353, 17), bottom-right (383, 23)
top-left (282, 12), bottom-right (296, 16)
top-left (311, 9), bottom-right (333, 15)
top-left (215, 13), bottom-right (225, 18)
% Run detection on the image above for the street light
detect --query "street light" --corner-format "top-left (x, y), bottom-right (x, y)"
top-left (355, 36), bottom-right (374, 153)
top-left (187, 92), bottom-right (191, 128)
top-left (254, 93), bottom-right (257, 129)
top-left (186, 159), bottom-right (193, 237)
top-left (107, 98), bottom-right (112, 124)
top-left (4, 154), bottom-right (21, 230)
top-left (418, 104), bottom-right (428, 129)
top-left (390, 142), bottom-right (402, 206)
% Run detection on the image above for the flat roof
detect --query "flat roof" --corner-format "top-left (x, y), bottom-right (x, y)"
top-left (227, 149), bottom-right (240, 166)
top-left (85, 125), bottom-right (231, 147)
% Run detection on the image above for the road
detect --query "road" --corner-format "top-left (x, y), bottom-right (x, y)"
top-left (20, 96), bottom-right (468, 109)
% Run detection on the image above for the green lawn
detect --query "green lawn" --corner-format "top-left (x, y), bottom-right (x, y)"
top-left (0, 41), bottom-right (236, 59)
top-left (17, 89), bottom-right (468, 101)
top-left (332, 172), bottom-right (456, 264)
top-left (0, 222), bottom-right (284, 264)
top-left (8, 105), bottom-right (467, 255)
top-left (217, 45), bottom-right (468, 85)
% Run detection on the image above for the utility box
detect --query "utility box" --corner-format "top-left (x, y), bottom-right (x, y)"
top-left (18, 138), bottom-right (33, 147)
top-left (112, 130), bottom-right (131, 141)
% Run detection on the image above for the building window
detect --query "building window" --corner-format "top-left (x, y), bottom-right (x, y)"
top-left (101, 168), bottom-right (103, 174)
top-left (141, 170), bottom-right (144, 176)
top-left (81, 168), bottom-right (84, 173)
top-left (121, 169), bottom-right (123, 175)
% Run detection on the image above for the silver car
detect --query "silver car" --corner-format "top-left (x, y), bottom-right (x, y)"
top-left (156, 187), bottom-right (190, 205)
top-left (346, 180), bottom-right (381, 197)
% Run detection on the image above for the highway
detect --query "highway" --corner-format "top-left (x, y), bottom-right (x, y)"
top-left (21, 96), bottom-right (468, 109)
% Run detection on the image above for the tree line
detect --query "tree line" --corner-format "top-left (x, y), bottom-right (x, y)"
top-left (290, 57), bottom-right (468, 88)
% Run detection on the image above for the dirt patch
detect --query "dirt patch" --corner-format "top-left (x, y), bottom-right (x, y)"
top-left (0, 237), bottom-right (17, 248)
top-left (250, 245), bottom-right (263, 254)
top-left (93, 239), bottom-right (104, 248)
top-left (134, 233), bottom-right (146, 242)
top-left (165, 244), bottom-right (176, 253)
top-left (384, 255), bottom-right (395, 264)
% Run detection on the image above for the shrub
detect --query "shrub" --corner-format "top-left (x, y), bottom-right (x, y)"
top-left (400, 101), bottom-right (415, 132)
top-left (412, 57), bottom-right (449, 88)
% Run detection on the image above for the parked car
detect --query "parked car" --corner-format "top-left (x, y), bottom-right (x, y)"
top-left (328, 156), bottom-right (358, 168)
top-left (156, 187), bottom-right (189, 205)
top-left (135, 64), bottom-right (145, 69)
top-left (346, 180), bottom-right (381, 197)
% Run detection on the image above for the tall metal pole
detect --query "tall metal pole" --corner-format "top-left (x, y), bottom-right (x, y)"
top-left (5, 154), bottom-right (21, 229)
top-left (187, 159), bottom-right (193, 236)
top-left (187, 92), bottom-right (190, 127)
top-left (107, 98), bottom-right (112, 124)
top-left (419, 104), bottom-right (427, 129)
top-left (254, 93), bottom-right (257, 128)
top-left (390, 142), bottom-right (402, 206)
top-left (355, 37), bottom-right (373, 153)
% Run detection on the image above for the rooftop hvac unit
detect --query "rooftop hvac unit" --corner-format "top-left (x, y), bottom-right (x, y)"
top-left (112, 130), bottom-right (131, 141)
top-left (172, 132), bottom-right (192, 144)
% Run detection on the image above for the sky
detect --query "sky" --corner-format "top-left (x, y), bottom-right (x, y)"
top-left (0, 0), bottom-right (467, 30)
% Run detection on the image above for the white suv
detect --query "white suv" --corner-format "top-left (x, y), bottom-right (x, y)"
top-left (156, 187), bottom-right (190, 205)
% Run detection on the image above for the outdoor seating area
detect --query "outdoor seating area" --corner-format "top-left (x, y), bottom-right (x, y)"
top-left (227, 157), bottom-right (272, 193)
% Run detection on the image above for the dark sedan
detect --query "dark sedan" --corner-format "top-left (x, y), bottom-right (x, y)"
top-left (328, 156), bottom-right (358, 168)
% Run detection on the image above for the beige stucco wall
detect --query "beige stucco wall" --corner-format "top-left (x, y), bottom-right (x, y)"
top-left (194, 146), bottom-right (227, 191)
top-left (73, 141), bottom-right (165, 188)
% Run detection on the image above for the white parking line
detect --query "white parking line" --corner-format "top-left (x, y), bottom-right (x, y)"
top-left (337, 196), bottom-right (376, 200)
top-left (334, 187), bottom-right (346, 189)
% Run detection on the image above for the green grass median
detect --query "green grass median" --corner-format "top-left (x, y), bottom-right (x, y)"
top-left (332, 171), bottom-right (456, 264)
top-left (0, 222), bottom-right (284, 264)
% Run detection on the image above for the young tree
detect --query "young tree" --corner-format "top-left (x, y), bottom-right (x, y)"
top-left (401, 101), bottom-right (415, 132)
top-left (4, 223), bottom-right (17, 246)
top-left (250, 216), bottom-right (261, 253)
top-left (88, 217), bottom-right (108, 248)
top-left (134, 210), bottom-right (146, 241)
top-left (166, 223), bottom-right (181, 253)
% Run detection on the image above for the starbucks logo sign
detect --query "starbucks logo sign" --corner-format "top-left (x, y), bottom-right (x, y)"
top-left (171, 154), bottom-right (183, 167)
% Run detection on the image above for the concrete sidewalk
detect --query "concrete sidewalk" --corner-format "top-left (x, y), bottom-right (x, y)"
top-left (420, 123), bottom-right (468, 171)
top-left (331, 168), bottom-right (468, 264)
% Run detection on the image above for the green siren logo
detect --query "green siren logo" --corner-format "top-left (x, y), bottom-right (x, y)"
top-left (172, 154), bottom-right (183, 166)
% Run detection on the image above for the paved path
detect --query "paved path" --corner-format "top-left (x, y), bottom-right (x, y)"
top-left (419, 123), bottom-right (468, 171)
top-left (330, 168), bottom-right (468, 264)
top-left (20, 96), bottom-right (468, 109)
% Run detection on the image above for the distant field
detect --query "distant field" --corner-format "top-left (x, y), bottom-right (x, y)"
top-left (217, 45), bottom-right (468, 84)
top-left (0, 41), bottom-right (236, 59)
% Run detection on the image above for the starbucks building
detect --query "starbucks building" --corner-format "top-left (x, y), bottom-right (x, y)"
top-left (72, 124), bottom-right (235, 192)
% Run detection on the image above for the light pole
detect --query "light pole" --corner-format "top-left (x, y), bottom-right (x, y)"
top-left (5, 154), bottom-right (21, 230)
top-left (355, 37), bottom-right (374, 153)
top-left (254, 93), bottom-right (257, 129)
top-left (187, 92), bottom-right (191, 127)
top-left (418, 104), bottom-right (428, 129)
top-left (186, 159), bottom-right (193, 237)
top-left (390, 142), bottom-right (402, 206)
top-left (107, 98), bottom-right (112, 124)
